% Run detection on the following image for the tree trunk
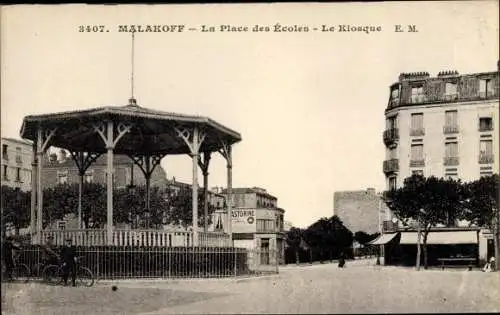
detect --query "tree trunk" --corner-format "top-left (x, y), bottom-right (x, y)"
top-left (295, 249), bottom-right (300, 265)
top-left (423, 230), bottom-right (429, 270)
top-left (416, 221), bottom-right (422, 271)
top-left (494, 215), bottom-right (500, 272)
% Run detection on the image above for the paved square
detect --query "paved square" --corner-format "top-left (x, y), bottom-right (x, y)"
top-left (2, 261), bottom-right (500, 314)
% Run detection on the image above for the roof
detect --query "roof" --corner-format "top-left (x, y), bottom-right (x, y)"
top-left (1, 137), bottom-right (32, 146)
top-left (221, 187), bottom-right (278, 200)
top-left (19, 102), bottom-right (242, 155)
top-left (368, 233), bottom-right (398, 245)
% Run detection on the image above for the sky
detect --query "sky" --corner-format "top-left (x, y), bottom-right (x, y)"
top-left (1, 2), bottom-right (499, 228)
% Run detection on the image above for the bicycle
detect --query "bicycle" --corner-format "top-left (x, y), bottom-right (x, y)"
top-left (43, 256), bottom-right (94, 287)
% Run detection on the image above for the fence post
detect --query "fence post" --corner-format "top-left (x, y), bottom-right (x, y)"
top-left (233, 247), bottom-right (237, 277)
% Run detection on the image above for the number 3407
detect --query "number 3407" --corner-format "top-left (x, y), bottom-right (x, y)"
top-left (78, 25), bottom-right (108, 32)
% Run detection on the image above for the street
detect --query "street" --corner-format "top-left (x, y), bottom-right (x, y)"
top-left (2, 260), bottom-right (500, 314)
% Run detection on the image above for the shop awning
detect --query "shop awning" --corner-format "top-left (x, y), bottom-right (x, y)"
top-left (399, 231), bottom-right (478, 245)
top-left (368, 233), bottom-right (398, 245)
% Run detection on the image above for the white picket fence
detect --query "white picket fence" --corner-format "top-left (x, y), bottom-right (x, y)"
top-left (39, 229), bottom-right (231, 247)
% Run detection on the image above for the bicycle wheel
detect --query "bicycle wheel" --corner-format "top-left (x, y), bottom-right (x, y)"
top-left (77, 266), bottom-right (94, 287)
top-left (43, 265), bottom-right (62, 285)
top-left (13, 264), bottom-right (31, 282)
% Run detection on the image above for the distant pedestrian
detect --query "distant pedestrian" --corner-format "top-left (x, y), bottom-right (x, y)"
top-left (338, 252), bottom-right (346, 268)
top-left (482, 256), bottom-right (496, 272)
top-left (60, 238), bottom-right (77, 286)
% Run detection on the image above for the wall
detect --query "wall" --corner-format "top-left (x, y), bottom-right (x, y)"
top-left (1, 138), bottom-right (33, 192)
top-left (333, 189), bottom-right (381, 234)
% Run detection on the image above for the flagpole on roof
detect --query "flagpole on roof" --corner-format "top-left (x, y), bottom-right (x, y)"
top-left (130, 31), bottom-right (136, 105)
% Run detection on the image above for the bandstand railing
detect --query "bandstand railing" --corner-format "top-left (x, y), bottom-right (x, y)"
top-left (40, 229), bottom-right (231, 247)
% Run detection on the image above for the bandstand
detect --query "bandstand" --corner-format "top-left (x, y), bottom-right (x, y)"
top-left (20, 98), bottom-right (241, 248)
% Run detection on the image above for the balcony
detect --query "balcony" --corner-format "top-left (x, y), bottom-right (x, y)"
top-left (479, 124), bottom-right (493, 132)
top-left (444, 156), bottom-right (459, 166)
top-left (383, 159), bottom-right (399, 174)
top-left (383, 128), bottom-right (399, 146)
top-left (410, 128), bottom-right (425, 136)
top-left (479, 154), bottom-right (494, 164)
top-left (443, 125), bottom-right (459, 134)
top-left (409, 159), bottom-right (425, 167)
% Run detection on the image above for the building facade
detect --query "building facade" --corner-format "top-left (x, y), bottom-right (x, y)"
top-left (1, 137), bottom-right (33, 192)
top-left (380, 63), bottom-right (500, 264)
top-left (211, 187), bottom-right (286, 265)
top-left (333, 188), bottom-right (388, 234)
top-left (42, 149), bottom-right (167, 189)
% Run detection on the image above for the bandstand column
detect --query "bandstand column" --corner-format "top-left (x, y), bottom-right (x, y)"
top-left (175, 125), bottom-right (206, 247)
top-left (30, 142), bottom-right (37, 243)
top-left (106, 121), bottom-right (114, 245)
top-left (198, 152), bottom-right (211, 233)
top-left (218, 142), bottom-right (233, 245)
top-left (226, 146), bottom-right (233, 244)
top-left (35, 125), bottom-right (57, 244)
top-left (94, 121), bottom-right (132, 245)
top-left (191, 127), bottom-right (200, 246)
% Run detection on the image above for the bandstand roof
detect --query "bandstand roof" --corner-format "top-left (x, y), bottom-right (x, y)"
top-left (20, 102), bottom-right (242, 155)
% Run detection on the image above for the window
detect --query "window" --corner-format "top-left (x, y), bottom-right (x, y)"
top-left (479, 79), bottom-right (493, 97)
top-left (15, 147), bottom-right (22, 164)
top-left (391, 88), bottom-right (399, 100)
top-left (444, 110), bottom-right (459, 133)
top-left (445, 142), bottom-right (458, 158)
top-left (411, 85), bottom-right (424, 103)
top-left (388, 177), bottom-right (397, 190)
top-left (479, 117), bottom-right (493, 131)
top-left (386, 116), bottom-right (397, 129)
top-left (388, 147), bottom-right (397, 160)
top-left (410, 113), bottom-right (424, 135)
top-left (412, 170), bottom-right (424, 176)
top-left (2, 165), bottom-right (8, 180)
top-left (2, 144), bottom-right (8, 160)
top-left (256, 219), bottom-right (275, 233)
top-left (57, 170), bottom-right (68, 184)
top-left (445, 82), bottom-right (457, 97)
top-left (15, 168), bottom-right (21, 182)
top-left (58, 221), bottom-right (66, 230)
top-left (479, 140), bottom-right (493, 164)
top-left (411, 144), bottom-right (424, 160)
top-left (444, 141), bottom-right (459, 166)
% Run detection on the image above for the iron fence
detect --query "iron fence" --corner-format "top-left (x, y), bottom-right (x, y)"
top-left (12, 245), bottom-right (279, 280)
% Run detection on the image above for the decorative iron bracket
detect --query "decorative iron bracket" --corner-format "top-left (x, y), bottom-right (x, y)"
top-left (128, 153), bottom-right (166, 178)
top-left (37, 126), bottom-right (58, 154)
top-left (198, 152), bottom-right (211, 176)
top-left (70, 151), bottom-right (103, 176)
top-left (218, 140), bottom-right (232, 168)
top-left (174, 126), bottom-right (206, 156)
top-left (93, 121), bottom-right (133, 149)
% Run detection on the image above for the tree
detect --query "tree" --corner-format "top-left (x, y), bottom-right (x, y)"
top-left (165, 186), bottom-right (215, 228)
top-left (285, 227), bottom-right (304, 264)
top-left (1, 186), bottom-right (30, 235)
top-left (303, 215), bottom-right (353, 262)
top-left (461, 174), bottom-right (499, 269)
top-left (387, 174), bottom-right (465, 270)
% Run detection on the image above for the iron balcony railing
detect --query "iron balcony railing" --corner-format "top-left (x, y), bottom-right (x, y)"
top-left (410, 128), bottom-right (425, 136)
top-left (383, 159), bottom-right (399, 174)
top-left (479, 124), bottom-right (494, 132)
top-left (444, 156), bottom-right (459, 166)
top-left (383, 128), bottom-right (399, 146)
top-left (479, 154), bottom-right (494, 164)
top-left (443, 125), bottom-right (459, 134)
top-left (409, 159), bottom-right (425, 167)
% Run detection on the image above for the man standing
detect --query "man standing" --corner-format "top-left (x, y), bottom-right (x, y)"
top-left (60, 238), bottom-right (77, 286)
top-left (41, 236), bottom-right (59, 267)
top-left (2, 236), bottom-right (20, 280)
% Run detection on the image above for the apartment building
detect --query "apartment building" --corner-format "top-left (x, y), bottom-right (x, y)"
top-left (1, 137), bottom-right (33, 192)
top-left (377, 62), bottom-right (499, 265)
top-left (211, 187), bottom-right (286, 265)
